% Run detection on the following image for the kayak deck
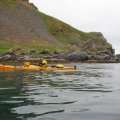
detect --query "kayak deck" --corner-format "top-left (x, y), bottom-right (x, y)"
top-left (0, 64), bottom-right (76, 71)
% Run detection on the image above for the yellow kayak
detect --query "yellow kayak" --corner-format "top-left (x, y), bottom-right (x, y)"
top-left (0, 64), bottom-right (76, 71)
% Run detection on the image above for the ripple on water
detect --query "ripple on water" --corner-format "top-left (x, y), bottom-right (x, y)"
top-left (12, 105), bottom-right (65, 116)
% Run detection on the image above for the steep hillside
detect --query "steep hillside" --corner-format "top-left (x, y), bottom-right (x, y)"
top-left (0, 0), bottom-right (114, 55)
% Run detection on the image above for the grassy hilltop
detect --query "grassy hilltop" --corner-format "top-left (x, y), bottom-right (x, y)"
top-left (0, 0), bottom-right (113, 55)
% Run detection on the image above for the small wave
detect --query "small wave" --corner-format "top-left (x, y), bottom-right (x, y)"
top-left (2, 100), bottom-right (24, 104)
top-left (72, 108), bottom-right (90, 112)
top-left (73, 89), bottom-right (112, 92)
top-left (40, 101), bottom-right (76, 105)
top-left (0, 87), bottom-right (16, 90)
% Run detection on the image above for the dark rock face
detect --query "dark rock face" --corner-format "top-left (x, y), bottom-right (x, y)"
top-left (115, 54), bottom-right (120, 62)
top-left (82, 32), bottom-right (114, 56)
top-left (107, 48), bottom-right (115, 56)
top-left (40, 49), bottom-right (50, 55)
top-left (87, 55), bottom-right (116, 63)
top-left (29, 49), bottom-right (36, 55)
top-left (54, 50), bottom-right (116, 63)
top-left (0, 54), bottom-right (17, 60)
top-left (29, 3), bottom-right (38, 10)
top-left (0, 49), bottom-right (117, 63)
top-left (65, 51), bottom-right (88, 61)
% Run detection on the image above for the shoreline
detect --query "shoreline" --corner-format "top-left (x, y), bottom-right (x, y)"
top-left (0, 50), bottom-right (119, 63)
top-left (0, 58), bottom-right (119, 64)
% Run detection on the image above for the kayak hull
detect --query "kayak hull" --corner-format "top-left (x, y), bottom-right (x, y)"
top-left (0, 64), bottom-right (76, 71)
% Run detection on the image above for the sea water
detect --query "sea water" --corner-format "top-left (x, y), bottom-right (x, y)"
top-left (0, 63), bottom-right (120, 120)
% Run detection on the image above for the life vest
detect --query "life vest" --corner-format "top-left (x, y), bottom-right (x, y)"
top-left (41, 60), bottom-right (47, 65)
top-left (24, 62), bottom-right (30, 67)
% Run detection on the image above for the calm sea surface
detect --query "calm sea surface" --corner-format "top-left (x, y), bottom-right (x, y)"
top-left (0, 63), bottom-right (120, 120)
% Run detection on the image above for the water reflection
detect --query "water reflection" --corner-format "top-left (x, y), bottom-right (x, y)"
top-left (0, 63), bottom-right (120, 120)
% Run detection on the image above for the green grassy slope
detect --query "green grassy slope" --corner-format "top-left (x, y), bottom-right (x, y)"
top-left (37, 12), bottom-right (112, 54)
top-left (0, 0), bottom-right (113, 55)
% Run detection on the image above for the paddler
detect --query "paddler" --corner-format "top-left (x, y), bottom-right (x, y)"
top-left (39, 58), bottom-right (47, 66)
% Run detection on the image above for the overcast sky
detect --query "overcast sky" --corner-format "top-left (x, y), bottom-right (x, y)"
top-left (30, 0), bottom-right (120, 54)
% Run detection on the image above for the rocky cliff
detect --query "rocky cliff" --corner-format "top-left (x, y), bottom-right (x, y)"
top-left (0, 0), bottom-right (114, 57)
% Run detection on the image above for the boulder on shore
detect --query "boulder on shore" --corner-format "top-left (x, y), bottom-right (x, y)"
top-left (66, 51), bottom-right (88, 61)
